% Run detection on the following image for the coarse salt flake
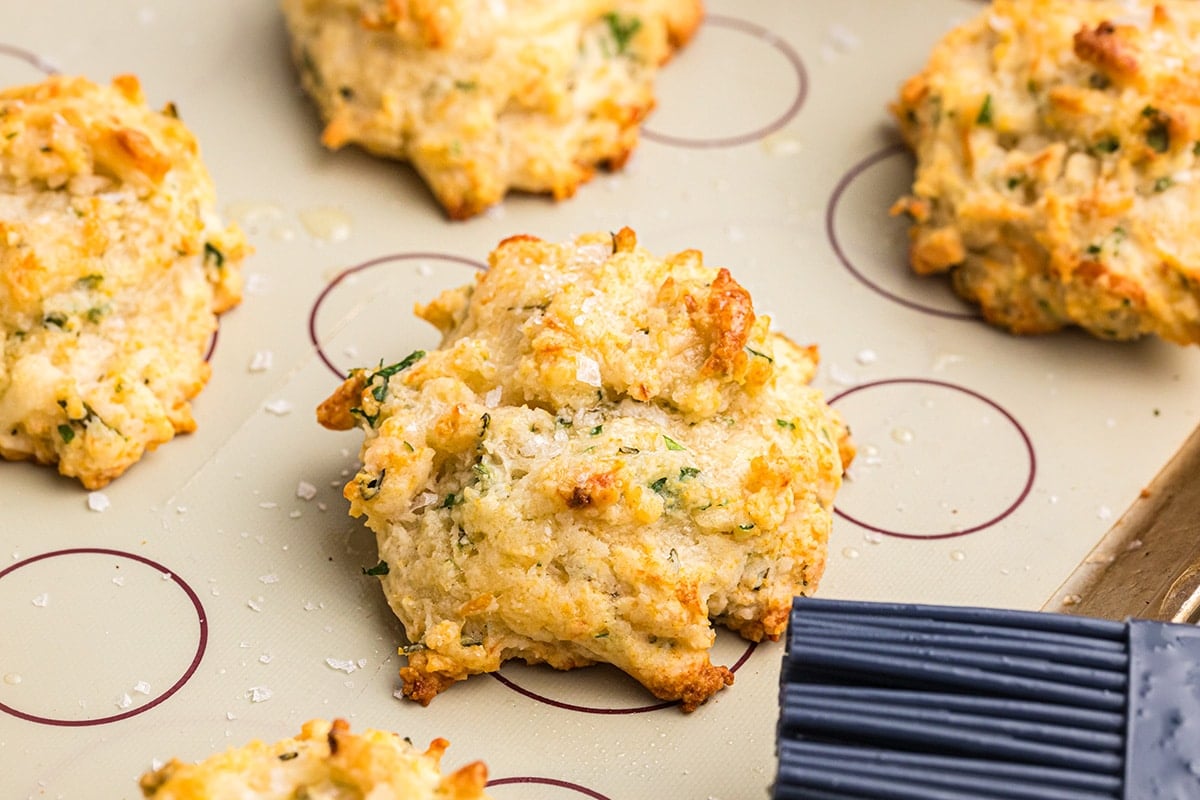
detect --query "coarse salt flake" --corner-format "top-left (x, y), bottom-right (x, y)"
top-left (325, 658), bottom-right (359, 674)
top-left (246, 686), bottom-right (273, 703)
top-left (31, 593), bottom-right (49, 607)
top-left (296, 481), bottom-right (318, 500)
top-left (133, 681), bottom-right (151, 695)
top-left (828, 23), bottom-right (861, 52)
top-left (264, 399), bottom-right (293, 416)
top-left (259, 574), bottom-right (279, 585)
top-left (575, 355), bottom-right (601, 387)
top-left (248, 350), bottom-right (274, 372)
top-left (87, 492), bottom-right (111, 512)
top-left (116, 693), bottom-right (133, 709)
top-left (827, 363), bottom-right (857, 387)
top-left (484, 387), bottom-right (502, 407)
top-left (855, 349), bottom-right (878, 365)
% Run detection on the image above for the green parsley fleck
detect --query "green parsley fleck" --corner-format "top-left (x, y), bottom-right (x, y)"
top-left (776, 419), bottom-right (796, 430)
top-left (367, 351), bottom-right (426, 401)
top-left (57, 424), bottom-right (75, 444)
top-left (1143, 107), bottom-right (1170, 153)
top-left (649, 477), bottom-right (670, 495)
top-left (203, 242), bottom-right (225, 268)
top-left (745, 346), bottom-right (773, 363)
top-left (1154, 176), bottom-right (1174, 192)
top-left (359, 470), bottom-right (385, 500)
top-left (1092, 136), bottom-right (1120, 155)
top-left (679, 466), bottom-right (700, 480)
top-left (590, 425), bottom-right (604, 436)
top-left (975, 94), bottom-right (993, 126)
top-left (603, 12), bottom-right (642, 55)
top-left (663, 435), bottom-right (685, 451)
top-left (362, 560), bottom-right (389, 576)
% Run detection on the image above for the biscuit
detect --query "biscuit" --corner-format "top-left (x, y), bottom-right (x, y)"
top-left (318, 227), bottom-right (853, 711)
top-left (0, 75), bottom-right (247, 488)
top-left (139, 718), bottom-right (491, 799)
top-left (892, 0), bottom-right (1200, 344)
top-left (281, 0), bottom-right (703, 219)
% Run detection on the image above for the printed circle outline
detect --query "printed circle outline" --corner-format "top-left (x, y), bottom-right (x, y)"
top-left (827, 144), bottom-right (980, 320)
top-left (641, 14), bottom-right (807, 148)
top-left (828, 378), bottom-right (1036, 540)
top-left (487, 777), bottom-right (611, 798)
top-left (309, 252), bottom-right (485, 379)
top-left (0, 548), bottom-right (208, 727)
top-left (489, 641), bottom-right (757, 714)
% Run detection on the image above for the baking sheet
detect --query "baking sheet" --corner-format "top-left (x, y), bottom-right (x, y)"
top-left (4, 1), bottom-right (1200, 797)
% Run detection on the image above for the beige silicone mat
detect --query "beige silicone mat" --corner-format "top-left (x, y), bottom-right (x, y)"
top-left (4, 1), bottom-right (1200, 798)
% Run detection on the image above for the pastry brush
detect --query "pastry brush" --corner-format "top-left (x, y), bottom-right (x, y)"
top-left (771, 595), bottom-right (1200, 800)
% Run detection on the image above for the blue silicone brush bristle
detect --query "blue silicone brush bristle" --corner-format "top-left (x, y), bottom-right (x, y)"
top-left (772, 596), bottom-right (1200, 800)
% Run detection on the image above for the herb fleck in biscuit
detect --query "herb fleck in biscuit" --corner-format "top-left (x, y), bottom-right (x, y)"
top-left (0, 75), bottom-right (247, 488)
top-left (893, 0), bottom-right (1200, 344)
top-left (281, 0), bottom-right (703, 219)
top-left (318, 228), bottom-right (852, 711)
top-left (139, 718), bottom-right (490, 799)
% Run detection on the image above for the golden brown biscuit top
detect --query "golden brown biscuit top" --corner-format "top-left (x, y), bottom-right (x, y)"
top-left (357, 0), bottom-right (673, 57)
top-left (140, 718), bottom-right (491, 799)
top-left (0, 74), bottom-right (245, 330)
top-left (411, 227), bottom-right (777, 421)
top-left (892, 0), bottom-right (1200, 342)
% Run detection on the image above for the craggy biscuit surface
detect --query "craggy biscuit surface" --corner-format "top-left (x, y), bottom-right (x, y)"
top-left (281, 0), bottom-right (702, 219)
top-left (319, 228), bottom-right (852, 711)
top-left (893, 0), bottom-right (1200, 344)
top-left (0, 74), bottom-right (247, 488)
top-left (139, 718), bottom-right (491, 799)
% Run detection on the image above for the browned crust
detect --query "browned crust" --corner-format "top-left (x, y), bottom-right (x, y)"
top-left (316, 373), bottom-right (367, 431)
top-left (1073, 20), bottom-right (1139, 81)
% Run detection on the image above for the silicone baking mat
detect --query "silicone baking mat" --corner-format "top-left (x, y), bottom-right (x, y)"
top-left (4, 1), bottom-right (1199, 798)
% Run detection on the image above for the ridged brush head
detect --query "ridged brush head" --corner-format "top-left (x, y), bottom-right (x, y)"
top-left (772, 597), bottom-right (1200, 800)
